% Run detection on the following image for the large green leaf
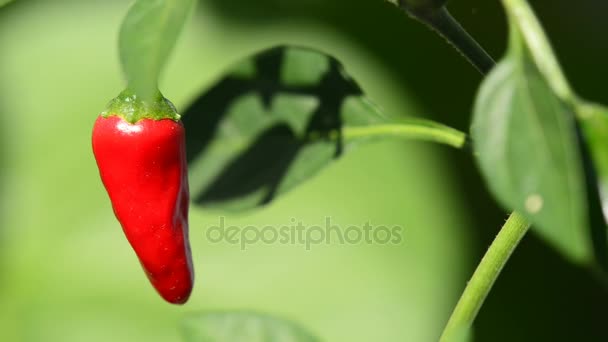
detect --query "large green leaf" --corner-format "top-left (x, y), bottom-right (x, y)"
top-left (119, 0), bottom-right (195, 99)
top-left (500, 0), bottom-right (608, 225)
top-left (180, 312), bottom-right (320, 342)
top-left (578, 102), bottom-right (608, 220)
top-left (472, 9), bottom-right (606, 266)
top-left (472, 32), bottom-right (588, 262)
top-left (183, 46), bottom-right (465, 211)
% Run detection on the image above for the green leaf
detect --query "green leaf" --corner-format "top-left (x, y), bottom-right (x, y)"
top-left (496, 0), bottom-right (608, 269)
top-left (472, 24), bottom-right (596, 263)
top-left (472, 0), bottom-right (608, 268)
top-left (180, 312), bottom-right (320, 342)
top-left (577, 102), bottom-right (608, 220)
top-left (183, 46), bottom-right (465, 211)
top-left (119, 0), bottom-right (194, 100)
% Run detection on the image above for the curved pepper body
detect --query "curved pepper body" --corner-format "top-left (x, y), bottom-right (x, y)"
top-left (92, 115), bottom-right (193, 304)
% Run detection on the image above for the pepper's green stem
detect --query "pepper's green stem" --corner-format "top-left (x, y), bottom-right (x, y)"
top-left (400, 5), bottom-right (495, 75)
top-left (439, 212), bottom-right (530, 341)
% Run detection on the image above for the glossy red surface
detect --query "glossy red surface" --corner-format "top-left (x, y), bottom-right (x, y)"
top-left (92, 115), bottom-right (193, 304)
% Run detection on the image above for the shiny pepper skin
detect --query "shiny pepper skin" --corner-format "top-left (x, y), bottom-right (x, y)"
top-left (92, 115), bottom-right (194, 304)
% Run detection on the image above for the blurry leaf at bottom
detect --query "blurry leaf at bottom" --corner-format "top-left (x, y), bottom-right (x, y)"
top-left (180, 312), bottom-right (320, 342)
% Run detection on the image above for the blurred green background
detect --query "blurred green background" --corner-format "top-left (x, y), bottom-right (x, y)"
top-left (1, 0), bottom-right (607, 341)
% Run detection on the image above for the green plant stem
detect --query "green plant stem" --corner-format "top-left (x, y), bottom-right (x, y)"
top-left (342, 123), bottom-right (466, 149)
top-left (401, 5), bottom-right (537, 340)
top-left (440, 212), bottom-right (530, 341)
top-left (403, 6), bottom-right (495, 74)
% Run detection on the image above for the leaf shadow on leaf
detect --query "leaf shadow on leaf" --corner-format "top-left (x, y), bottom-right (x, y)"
top-left (194, 124), bottom-right (301, 205)
top-left (182, 46), bottom-right (361, 210)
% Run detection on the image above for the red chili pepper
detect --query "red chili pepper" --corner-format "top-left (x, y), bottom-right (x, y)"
top-left (92, 111), bottom-right (193, 304)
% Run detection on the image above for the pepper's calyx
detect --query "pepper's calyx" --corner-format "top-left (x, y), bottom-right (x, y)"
top-left (101, 89), bottom-right (180, 123)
